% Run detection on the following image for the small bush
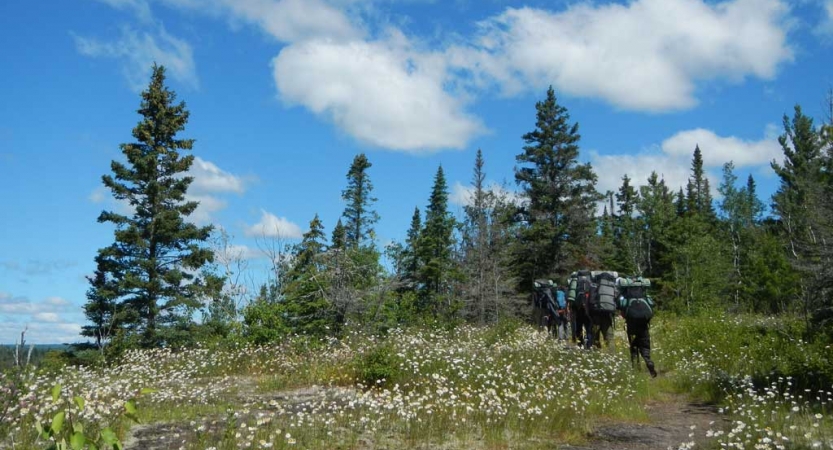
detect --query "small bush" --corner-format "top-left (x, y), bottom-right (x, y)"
top-left (352, 343), bottom-right (403, 388)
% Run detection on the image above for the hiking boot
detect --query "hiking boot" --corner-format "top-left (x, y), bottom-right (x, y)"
top-left (647, 363), bottom-right (657, 378)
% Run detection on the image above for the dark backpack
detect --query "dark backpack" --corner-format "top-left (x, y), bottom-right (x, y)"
top-left (618, 277), bottom-right (654, 320)
top-left (533, 280), bottom-right (551, 309)
top-left (591, 272), bottom-right (617, 313)
top-left (574, 276), bottom-right (592, 312)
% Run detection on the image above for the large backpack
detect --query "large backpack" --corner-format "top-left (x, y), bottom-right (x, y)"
top-left (573, 270), bottom-right (592, 312)
top-left (618, 277), bottom-right (654, 320)
top-left (591, 271), bottom-right (617, 313)
top-left (533, 279), bottom-right (555, 310)
top-left (567, 272), bottom-right (578, 304)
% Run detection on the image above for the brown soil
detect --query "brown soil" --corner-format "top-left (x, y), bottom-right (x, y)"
top-left (561, 395), bottom-right (724, 450)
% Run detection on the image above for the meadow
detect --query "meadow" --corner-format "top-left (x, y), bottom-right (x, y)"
top-left (1, 315), bottom-right (831, 449)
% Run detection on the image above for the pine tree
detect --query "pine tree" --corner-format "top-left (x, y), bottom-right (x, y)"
top-left (686, 145), bottom-right (716, 222)
top-left (636, 172), bottom-right (675, 279)
top-left (402, 207), bottom-right (422, 285)
top-left (89, 65), bottom-right (219, 348)
top-left (771, 105), bottom-right (825, 260)
top-left (282, 215), bottom-right (331, 335)
top-left (513, 86), bottom-right (601, 287)
top-left (614, 175), bottom-right (644, 275)
top-left (331, 219), bottom-right (346, 250)
top-left (417, 166), bottom-right (458, 312)
top-left (82, 254), bottom-right (119, 350)
top-left (341, 153), bottom-right (379, 249)
top-left (771, 105), bottom-right (830, 329)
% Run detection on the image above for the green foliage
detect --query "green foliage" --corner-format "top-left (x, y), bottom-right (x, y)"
top-left (351, 344), bottom-right (404, 389)
top-left (655, 314), bottom-right (833, 402)
top-left (34, 384), bottom-right (153, 450)
top-left (341, 153), bottom-right (380, 249)
top-left (88, 64), bottom-right (221, 348)
top-left (513, 86), bottom-right (602, 288)
top-left (416, 166), bottom-right (460, 314)
top-left (241, 293), bottom-right (290, 345)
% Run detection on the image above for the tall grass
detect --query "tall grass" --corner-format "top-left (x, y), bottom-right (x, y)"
top-left (654, 313), bottom-right (833, 449)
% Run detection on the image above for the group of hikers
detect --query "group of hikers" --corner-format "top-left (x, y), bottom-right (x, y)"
top-left (531, 270), bottom-right (658, 378)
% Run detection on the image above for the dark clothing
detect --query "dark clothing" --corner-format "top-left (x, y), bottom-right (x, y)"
top-left (588, 312), bottom-right (615, 352)
top-left (572, 308), bottom-right (593, 347)
top-left (626, 318), bottom-right (656, 377)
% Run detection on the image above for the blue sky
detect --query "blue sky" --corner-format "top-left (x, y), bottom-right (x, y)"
top-left (1, 0), bottom-right (831, 343)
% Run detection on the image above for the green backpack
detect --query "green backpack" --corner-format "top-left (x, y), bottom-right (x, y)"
top-left (617, 277), bottom-right (654, 320)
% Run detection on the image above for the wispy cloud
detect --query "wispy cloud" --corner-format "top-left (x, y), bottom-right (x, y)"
top-left (73, 24), bottom-right (198, 92)
top-left (0, 260), bottom-right (78, 276)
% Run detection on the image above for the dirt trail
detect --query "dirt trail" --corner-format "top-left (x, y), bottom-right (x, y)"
top-left (562, 395), bottom-right (723, 450)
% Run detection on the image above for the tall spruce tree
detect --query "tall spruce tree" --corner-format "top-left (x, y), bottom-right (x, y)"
top-left (417, 166), bottom-right (458, 312)
top-left (513, 86), bottom-right (601, 287)
top-left (771, 105), bottom-right (830, 328)
top-left (636, 172), bottom-right (675, 279)
top-left (461, 149), bottom-right (495, 323)
top-left (89, 65), bottom-right (218, 348)
top-left (686, 145), bottom-right (716, 222)
top-left (614, 175), bottom-right (645, 275)
top-left (341, 153), bottom-right (379, 249)
top-left (331, 219), bottom-right (346, 250)
top-left (283, 214), bottom-right (331, 335)
top-left (402, 207), bottom-right (422, 285)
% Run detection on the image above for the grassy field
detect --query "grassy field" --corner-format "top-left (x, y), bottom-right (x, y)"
top-left (1, 315), bottom-right (831, 449)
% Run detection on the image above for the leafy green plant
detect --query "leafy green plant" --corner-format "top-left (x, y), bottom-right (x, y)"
top-left (35, 383), bottom-right (154, 450)
top-left (352, 343), bottom-right (403, 388)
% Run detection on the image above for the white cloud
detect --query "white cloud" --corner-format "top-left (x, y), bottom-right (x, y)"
top-left (591, 151), bottom-right (693, 198)
top-left (244, 210), bottom-right (303, 239)
top-left (660, 127), bottom-right (782, 168)
top-left (456, 0), bottom-right (793, 111)
top-left (214, 244), bottom-right (263, 263)
top-left (272, 35), bottom-right (484, 152)
top-left (46, 297), bottom-right (71, 306)
top-left (89, 157), bottom-right (246, 225)
top-left (591, 126), bottom-right (780, 197)
top-left (33, 312), bottom-right (60, 323)
top-left (816, 0), bottom-right (833, 39)
top-left (0, 293), bottom-right (74, 316)
top-left (188, 157), bottom-right (247, 194)
top-left (184, 194), bottom-right (228, 225)
top-left (157, 0), bottom-right (362, 43)
top-left (73, 24), bottom-right (198, 92)
top-left (449, 181), bottom-right (522, 207)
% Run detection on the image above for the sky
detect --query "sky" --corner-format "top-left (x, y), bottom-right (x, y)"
top-left (1, 0), bottom-right (832, 344)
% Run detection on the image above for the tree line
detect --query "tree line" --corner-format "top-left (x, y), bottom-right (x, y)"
top-left (81, 65), bottom-right (833, 352)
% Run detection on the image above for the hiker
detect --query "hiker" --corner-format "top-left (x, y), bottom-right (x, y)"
top-left (532, 279), bottom-right (552, 331)
top-left (587, 271), bottom-right (617, 352)
top-left (617, 276), bottom-right (657, 377)
top-left (547, 283), bottom-right (568, 340)
top-left (568, 270), bottom-right (594, 348)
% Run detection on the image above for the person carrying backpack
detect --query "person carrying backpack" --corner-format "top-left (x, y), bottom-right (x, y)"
top-left (617, 276), bottom-right (657, 377)
top-left (588, 271), bottom-right (618, 352)
top-left (568, 270), bottom-right (594, 348)
top-left (532, 279), bottom-right (552, 332)
top-left (550, 283), bottom-right (568, 340)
